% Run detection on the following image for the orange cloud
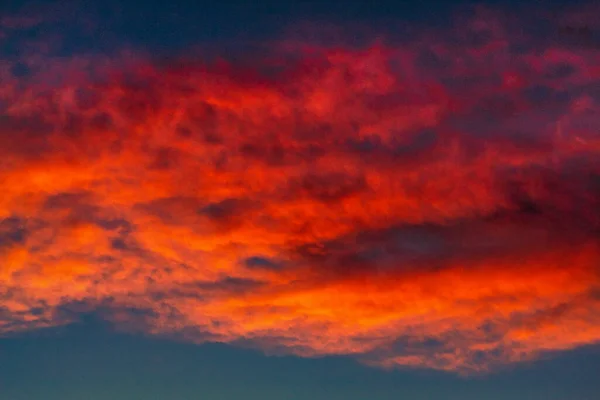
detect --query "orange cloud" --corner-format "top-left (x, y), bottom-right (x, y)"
top-left (1, 6), bottom-right (599, 374)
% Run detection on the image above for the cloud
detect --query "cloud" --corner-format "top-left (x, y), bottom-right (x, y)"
top-left (0, 3), bottom-right (600, 374)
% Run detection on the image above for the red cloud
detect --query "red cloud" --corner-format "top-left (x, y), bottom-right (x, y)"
top-left (1, 5), bottom-right (599, 374)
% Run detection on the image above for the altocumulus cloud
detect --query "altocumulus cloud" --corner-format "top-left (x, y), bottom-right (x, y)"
top-left (1, 2), bottom-right (600, 374)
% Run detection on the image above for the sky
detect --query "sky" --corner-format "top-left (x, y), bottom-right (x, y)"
top-left (1, 0), bottom-right (600, 399)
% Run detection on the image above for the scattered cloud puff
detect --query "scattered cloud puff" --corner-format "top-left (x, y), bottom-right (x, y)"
top-left (1, 3), bottom-right (600, 374)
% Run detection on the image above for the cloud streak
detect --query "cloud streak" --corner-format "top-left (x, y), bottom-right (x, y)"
top-left (1, 3), bottom-right (600, 373)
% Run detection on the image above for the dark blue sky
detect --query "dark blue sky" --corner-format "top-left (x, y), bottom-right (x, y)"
top-left (2, 316), bottom-right (600, 400)
top-left (0, 0), bottom-right (584, 52)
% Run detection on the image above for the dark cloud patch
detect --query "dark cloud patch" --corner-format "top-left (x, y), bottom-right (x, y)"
top-left (51, 304), bottom-right (162, 336)
top-left (290, 223), bottom-right (451, 278)
top-left (440, 75), bottom-right (499, 94)
top-left (522, 85), bottom-right (572, 109)
top-left (43, 191), bottom-right (133, 234)
top-left (52, 300), bottom-right (103, 320)
top-left (138, 194), bottom-right (255, 232)
top-left (89, 112), bottom-right (114, 131)
top-left (239, 141), bottom-right (287, 166)
top-left (148, 146), bottom-right (182, 170)
top-left (345, 128), bottom-right (441, 167)
top-left (60, 112), bottom-right (87, 138)
top-left (199, 198), bottom-right (253, 223)
top-left (556, 23), bottom-right (600, 50)
top-left (291, 120), bottom-right (335, 142)
top-left (291, 203), bottom-right (595, 280)
top-left (175, 125), bottom-right (193, 138)
top-left (43, 191), bottom-right (101, 223)
top-left (43, 191), bottom-right (94, 210)
top-left (416, 48), bottom-right (451, 71)
top-left (135, 196), bottom-right (204, 225)
top-left (464, 28), bottom-right (496, 48)
top-left (0, 216), bottom-right (28, 247)
top-left (239, 139), bottom-right (325, 167)
top-left (110, 238), bottom-right (128, 250)
top-left (201, 130), bottom-right (223, 146)
top-left (497, 164), bottom-right (600, 229)
top-left (188, 276), bottom-right (266, 296)
top-left (9, 61), bottom-right (31, 78)
top-left (244, 256), bottom-right (284, 271)
top-left (510, 302), bottom-right (575, 334)
top-left (290, 172), bottom-right (368, 204)
top-left (115, 79), bottom-right (164, 122)
top-left (163, 323), bottom-right (228, 344)
top-left (470, 93), bottom-right (521, 121)
top-left (0, 114), bottom-right (54, 158)
top-left (174, 101), bottom-right (222, 143)
top-left (544, 62), bottom-right (577, 80)
top-left (345, 134), bottom-right (385, 155)
top-left (74, 87), bottom-right (102, 111)
top-left (392, 128), bottom-right (439, 159)
top-left (511, 194), bottom-right (544, 217)
top-left (500, 173), bottom-right (550, 217)
top-left (96, 218), bottom-right (130, 231)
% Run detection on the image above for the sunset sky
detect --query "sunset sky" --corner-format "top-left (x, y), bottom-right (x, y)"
top-left (1, 0), bottom-right (600, 399)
